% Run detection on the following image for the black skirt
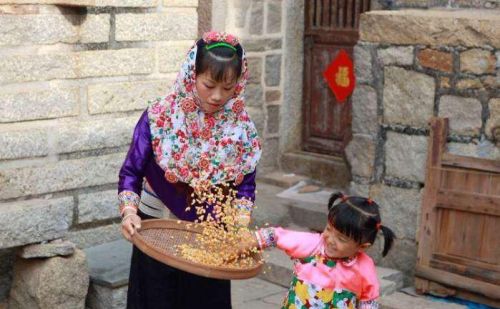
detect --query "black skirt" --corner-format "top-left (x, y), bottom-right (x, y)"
top-left (126, 212), bottom-right (232, 309)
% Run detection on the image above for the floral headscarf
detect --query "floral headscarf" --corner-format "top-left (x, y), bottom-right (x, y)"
top-left (147, 32), bottom-right (262, 187)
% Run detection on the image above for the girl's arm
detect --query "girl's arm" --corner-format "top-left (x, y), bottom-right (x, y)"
top-left (358, 255), bottom-right (380, 308)
top-left (255, 227), bottom-right (321, 259)
top-left (118, 110), bottom-right (152, 215)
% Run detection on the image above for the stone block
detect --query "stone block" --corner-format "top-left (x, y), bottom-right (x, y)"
top-left (265, 90), bottom-right (281, 102)
top-left (348, 181), bottom-right (370, 196)
top-left (0, 87), bottom-right (79, 122)
top-left (447, 140), bottom-right (500, 160)
top-left (241, 39), bottom-right (282, 52)
top-left (78, 190), bottom-right (120, 224)
top-left (360, 10), bottom-right (500, 48)
top-left (352, 85), bottom-right (378, 135)
top-left (438, 95), bottom-right (482, 136)
top-left (8, 249), bottom-right (88, 309)
top-left (378, 46), bottom-right (414, 66)
top-left (482, 75), bottom-right (499, 90)
top-left (55, 116), bottom-right (137, 154)
top-left (247, 106), bottom-right (264, 136)
top-left (383, 67), bottom-right (435, 128)
top-left (373, 238), bottom-right (417, 285)
top-left (380, 292), bottom-right (467, 309)
top-left (115, 11), bottom-right (197, 41)
top-left (266, 0), bottom-right (282, 33)
top-left (245, 84), bottom-right (264, 107)
top-left (354, 43), bottom-right (374, 84)
top-left (67, 224), bottom-right (121, 248)
top-left (440, 77), bottom-right (451, 88)
top-left (0, 153), bottom-right (125, 199)
top-left (0, 197), bottom-right (73, 249)
top-left (385, 132), bottom-right (428, 183)
top-left (19, 239), bottom-right (76, 259)
top-left (460, 48), bottom-right (496, 74)
top-left (417, 48), bottom-right (453, 73)
top-left (345, 134), bottom-right (376, 178)
top-left (456, 78), bottom-right (483, 89)
top-left (260, 138), bottom-right (279, 172)
top-left (0, 129), bottom-right (48, 160)
top-left (95, 0), bottom-right (158, 6)
top-left (86, 284), bottom-right (127, 309)
top-left (0, 0), bottom-right (158, 6)
top-left (265, 54), bottom-right (281, 86)
top-left (249, 0), bottom-right (264, 35)
top-left (88, 79), bottom-right (172, 114)
top-left (77, 48), bottom-right (155, 78)
top-left (267, 104), bottom-right (280, 134)
top-left (486, 98), bottom-right (500, 140)
top-left (163, 0), bottom-right (197, 6)
top-left (0, 248), bottom-right (15, 302)
top-left (158, 40), bottom-right (194, 73)
top-left (0, 14), bottom-right (109, 45)
top-left (370, 184), bottom-right (422, 240)
top-left (247, 57), bottom-right (262, 85)
top-left (0, 53), bottom-right (77, 84)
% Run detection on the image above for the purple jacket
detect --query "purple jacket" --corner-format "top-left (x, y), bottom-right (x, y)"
top-left (118, 110), bottom-right (257, 221)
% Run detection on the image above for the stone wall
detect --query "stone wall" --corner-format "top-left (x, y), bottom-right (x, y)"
top-left (0, 0), bottom-right (198, 301)
top-left (348, 9), bottom-right (499, 284)
top-left (373, 0), bottom-right (498, 9)
top-left (213, 0), bottom-right (284, 172)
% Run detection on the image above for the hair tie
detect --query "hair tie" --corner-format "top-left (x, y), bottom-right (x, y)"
top-left (341, 194), bottom-right (349, 202)
top-left (367, 197), bottom-right (374, 205)
top-left (205, 42), bottom-right (237, 52)
top-left (376, 222), bottom-right (382, 231)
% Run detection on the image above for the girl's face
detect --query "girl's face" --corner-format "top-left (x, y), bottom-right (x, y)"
top-left (322, 223), bottom-right (370, 259)
top-left (195, 72), bottom-right (238, 114)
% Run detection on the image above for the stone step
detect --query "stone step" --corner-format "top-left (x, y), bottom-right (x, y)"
top-left (379, 291), bottom-right (467, 309)
top-left (258, 247), bottom-right (404, 297)
top-left (276, 181), bottom-right (344, 232)
top-left (257, 170), bottom-right (310, 188)
top-left (84, 239), bottom-right (132, 309)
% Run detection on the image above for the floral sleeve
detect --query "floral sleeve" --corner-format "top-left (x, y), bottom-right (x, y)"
top-left (232, 170), bottom-right (257, 226)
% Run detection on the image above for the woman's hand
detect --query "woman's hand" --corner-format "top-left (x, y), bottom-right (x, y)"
top-left (224, 229), bottom-right (259, 263)
top-left (121, 210), bottom-right (142, 242)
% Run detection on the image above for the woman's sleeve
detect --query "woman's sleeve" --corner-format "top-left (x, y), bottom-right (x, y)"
top-left (117, 110), bottom-right (152, 213)
top-left (232, 170), bottom-right (257, 226)
top-left (255, 227), bottom-right (321, 259)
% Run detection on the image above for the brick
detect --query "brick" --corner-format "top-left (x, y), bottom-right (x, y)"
top-left (0, 129), bottom-right (48, 160)
top-left (77, 48), bottom-right (155, 78)
top-left (265, 54), bottom-right (281, 86)
top-left (417, 48), bottom-right (453, 73)
top-left (67, 224), bottom-right (121, 248)
top-left (0, 14), bottom-right (109, 45)
top-left (385, 132), bottom-right (428, 182)
top-left (0, 153), bottom-right (125, 199)
top-left (378, 46), bottom-right (414, 66)
top-left (345, 134), bottom-right (376, 178)
top-left (438, 95), bottom-right (482, 136)
top-left (88, 79), bottom-right (172, 114)
top-left (78, 190), bottom-right (120, 224)
top-left (0, 87), bottom-right (79, 122)
top-left (383, 67), bottom-right (435, 127)
top-left (0, 197), bottom-right (73, 249)
top-left (360, 10), bottom-right (500, 48)
top-left (158, 41), bottom-right (195, 73)
top-left (486, 98), bottom-right (500, 139)
top-left (163, 0), bottom-right (197, 6)
top-left (115, 11), bottom-right (197, 42)
top-left (460, 48), bottom-right (496, 74)
top-left (55, 116), bottom-right (137, 154)
top-left (265, 90), bottom-right (281, 102)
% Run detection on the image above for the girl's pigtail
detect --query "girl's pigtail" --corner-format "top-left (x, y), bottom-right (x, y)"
top-left (328, 192), bottom-right (343, 211)
top-left (380, 225), bottom-right (395, 257)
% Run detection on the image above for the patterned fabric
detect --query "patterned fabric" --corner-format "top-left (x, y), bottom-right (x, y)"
top-left (147, 31), bottom-right (261, 187)
top-left (118, 190), bottom-right (140, 214)
top-left (281, 256), bottom-right (379, 309)
top-left (256, 227), bottom-right (277, 248)
top-left (232, 197), bottom-right (254, 226)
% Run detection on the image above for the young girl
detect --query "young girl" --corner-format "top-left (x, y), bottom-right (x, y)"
top-left (241, 192), bottom-right (395, 309)
top-left (118, 31), bottom-right (261, 308)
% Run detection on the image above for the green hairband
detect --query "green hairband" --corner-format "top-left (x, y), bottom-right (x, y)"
top-left (205, 42), bottom-right (237, 52)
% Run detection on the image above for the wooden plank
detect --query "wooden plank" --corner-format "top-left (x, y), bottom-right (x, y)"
top-left (322, 0), bottom-right (330, 28)
top-left (330, 0), bottom-right (338, 28)
top-left (433, 253), bottom-right (500, 274)
top-left (436, 190), bottom-right (500, 216)
top-left (442, 153), bottom-right (500, 173)
top-left (346, 0), bottom-right (353, 28)
top-left (430, 258), bottom-right (499, 285)
top-left (354, 0), bottom-right (362, 28)
top-left (479, 216), bottom-right (500, 264)
top-left (416, 265), bottom-right (500, 300)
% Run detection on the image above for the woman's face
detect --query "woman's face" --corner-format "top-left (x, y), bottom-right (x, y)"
top-left (322, 223), bottom-right (366, 259)
top-left (195, 72), bottom-right (237, 114)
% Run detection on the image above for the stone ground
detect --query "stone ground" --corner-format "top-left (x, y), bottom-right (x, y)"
top-left (232, 277), bottom-right (288, 309)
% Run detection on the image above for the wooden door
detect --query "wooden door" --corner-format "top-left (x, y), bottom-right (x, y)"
top-left (416, 118), bottom-right (500, 308)
top-left (303, 0), bottom-right (370, 155)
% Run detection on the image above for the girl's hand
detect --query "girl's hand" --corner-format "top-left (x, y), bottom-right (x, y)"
top-left (121, 211), bottom-right (142, 242)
